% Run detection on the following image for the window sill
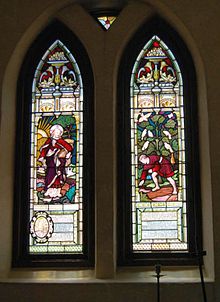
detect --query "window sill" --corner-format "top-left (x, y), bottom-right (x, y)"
top-left (0, 269), bottom-right (94, 283)
top-left (116, 266), bottom-right (214, 283)
top-left (0, 266), bottom-right (214, 283)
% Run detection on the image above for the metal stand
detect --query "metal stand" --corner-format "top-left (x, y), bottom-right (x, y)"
top-left (153, 252), bottom-right (207, 302)
top-left (154, 264), bottom-right (162, 302)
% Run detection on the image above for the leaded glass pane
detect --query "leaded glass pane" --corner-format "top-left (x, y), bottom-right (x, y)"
top-left (131, 36), bottom-right (187, 252)
top-left (29, 40), bottom-right (83, 254)
top-left (97, 16), bottom-right (116, 30)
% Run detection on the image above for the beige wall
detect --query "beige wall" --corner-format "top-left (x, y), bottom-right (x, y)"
top-left (0, 0), bottom-right (219, 301)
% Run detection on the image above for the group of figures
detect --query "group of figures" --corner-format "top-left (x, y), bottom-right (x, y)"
top-left (35, 39), bottom-right (180, 204)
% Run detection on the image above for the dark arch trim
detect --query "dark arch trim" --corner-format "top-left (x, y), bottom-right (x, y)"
top-left (13, 20), bottom-right (94, 267)
top-left (117, 16), bottom-right (202, 266)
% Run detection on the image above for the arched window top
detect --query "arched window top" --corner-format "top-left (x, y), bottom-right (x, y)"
top-left (132, 35), bottom-right (183, 88)
top-left (33, 39), bottom-right (82, 93)
top-left (32, 39), bottom-right (83, 113)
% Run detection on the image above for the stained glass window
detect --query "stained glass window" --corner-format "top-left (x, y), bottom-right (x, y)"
top-left (130, 36), bottom-right (187, 252)
top-left (29, 40), bottom-right (84, 254)
top-left (97, 16), bottom-right (116, 30)
top-left (14, 21), bottom-right (94, 267)
top-left (118, 18), bottom-right (201, 265)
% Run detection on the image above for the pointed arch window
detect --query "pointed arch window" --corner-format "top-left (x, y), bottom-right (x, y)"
top-left (30, 40), bottom-right (84, 254)
top-left (13, 22), bottom-right (94, 267)
top-left (131, 35), bottom-right (186, 252)
top-left (118, 18), bottom-right (202, 265)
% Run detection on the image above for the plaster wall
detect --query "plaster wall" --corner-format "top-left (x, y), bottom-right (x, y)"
top-left (0, 0), bottom-right (218, 301)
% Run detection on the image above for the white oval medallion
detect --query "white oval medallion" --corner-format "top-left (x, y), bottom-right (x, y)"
top-left (30, 211), bottom-right (54, 243)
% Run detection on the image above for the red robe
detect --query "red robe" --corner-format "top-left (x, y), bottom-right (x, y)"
top-left (140, 155), bottom-right (174, 181)
top-left (39, 137), bottom-right (73, 190)
top-left (40, 138), bottom-right (72, 158)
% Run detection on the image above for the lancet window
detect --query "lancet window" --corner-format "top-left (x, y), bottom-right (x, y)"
top-left (117, 19), bottom-right (201, 265)
top-left (131, 36), bottom-right (186, 252)
top-left (13, 22), bottom-right (94, 267)
top-left (29, 40), bottom-right (84, 254)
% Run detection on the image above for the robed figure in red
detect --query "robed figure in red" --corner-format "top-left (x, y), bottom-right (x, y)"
top-left (139, 154), bottom-right (177, 194)
top-left (38, 124), bottom-right (73, 200)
